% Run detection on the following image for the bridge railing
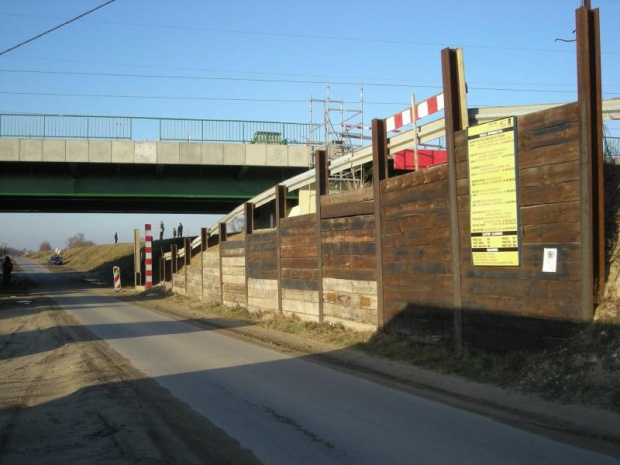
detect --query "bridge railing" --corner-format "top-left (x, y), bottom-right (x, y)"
top-left (159, 118), bottom-right (317, 145)
top-left (0, 114), bottom-right (132, 140)
top-left (0, 113), bottom-right (321, 145)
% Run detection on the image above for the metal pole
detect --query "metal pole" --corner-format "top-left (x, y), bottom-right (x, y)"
top-left (411, 94), bottom-right (420, 172)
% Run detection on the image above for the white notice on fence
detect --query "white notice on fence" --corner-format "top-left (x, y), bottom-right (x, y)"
top-left (542, 248), bottom-right (558, 273)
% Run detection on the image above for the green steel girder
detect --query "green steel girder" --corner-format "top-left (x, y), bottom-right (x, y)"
top-left (0, 161), bottom-right (303, 213)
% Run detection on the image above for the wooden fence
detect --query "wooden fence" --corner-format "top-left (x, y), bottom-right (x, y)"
top-left (162, 4), bottom-right (604, 351)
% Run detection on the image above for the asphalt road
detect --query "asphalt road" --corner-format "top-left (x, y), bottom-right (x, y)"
top-left (17, 258), bottom-right (619, 465)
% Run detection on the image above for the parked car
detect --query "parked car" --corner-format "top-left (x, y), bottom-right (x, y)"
top-left (48, 255), bottom-right (63, 265)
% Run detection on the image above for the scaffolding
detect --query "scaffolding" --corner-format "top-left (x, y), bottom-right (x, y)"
top-left (308, 85), bottom-right (369, 192)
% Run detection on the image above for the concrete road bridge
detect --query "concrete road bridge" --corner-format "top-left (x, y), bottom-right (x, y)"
top-left (0, 114), bottom-right (316, 213)
top-left (1, 99), bottom-right (618, 215)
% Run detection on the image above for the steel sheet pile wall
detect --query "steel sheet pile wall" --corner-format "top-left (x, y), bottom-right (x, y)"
top-left (280, 214), bottom-right (320, 320)
top-left (455, 103), bottom-right (584, 349)
top-left (321, 187), bottom-right (377, 329)
top-left (246, 229), bottom-right (279, 313)
top-left (380, 165), bottom-right (454, 338)
top-left (202, 250), bottom-right (221, 304)
top-left (221, 240), bottom-right (246, 308)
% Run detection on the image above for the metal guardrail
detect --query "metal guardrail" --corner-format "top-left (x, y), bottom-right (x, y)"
top-left (0, 113), bottom-right (320, 145)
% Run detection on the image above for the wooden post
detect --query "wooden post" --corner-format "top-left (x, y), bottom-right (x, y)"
top-left (576, 3), bottom-right (603, 322)
top-left (442, 47), bottom-right (468, 352)
top-left (159, 256), bottom-right (164, 284)
top-left (200, 227), bottom-right (208, 301)
top-left (171, 244), bottom-right (178, 290)
top-left (184, 237), bottom-right (191, 267)
top-left (183, 237), bottom-right (191, 294)
top-left (244, 202), bottom-right (254, 309)
top-left (315, 149), bottom-right (328, 323)
top-left (219, 222), bottom-right (227, 306)
top-left (371, 118), bottom-right (387, 330)
top-left (201, 227), bottom-right (209, 252)
top-left (275, 185), bottom-right (287, 314)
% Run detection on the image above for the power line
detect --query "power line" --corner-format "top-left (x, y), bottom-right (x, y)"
top-left (0, 1), bottom-right (117, 57)
top-left (3, 12), bottom-right (618, 56)
top-left (0, 68), bottom-right (434, 89)
top-left (11, 54), bottom-right (615, 89)
top-left (0, 68), bottom-right (602, 94)
top-left (0, 90), bottom-right (408, 105)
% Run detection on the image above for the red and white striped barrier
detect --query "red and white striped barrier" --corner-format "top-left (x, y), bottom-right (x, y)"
top-left (113, 266), bottom-right (121, 290)
top-left (386, 92), bottom-right (444, 133)
top-left (145, 223), bottom-right (153, 289)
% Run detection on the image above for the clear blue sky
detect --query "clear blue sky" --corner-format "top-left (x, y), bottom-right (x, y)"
top-left (1, 0), bottom-right (619, 251)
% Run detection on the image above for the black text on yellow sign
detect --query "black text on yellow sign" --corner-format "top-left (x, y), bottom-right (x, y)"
top-left (467, 117), bottom-right (520, 267)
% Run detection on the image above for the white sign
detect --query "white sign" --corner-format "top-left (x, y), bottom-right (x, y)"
top-left (542, 248), bottom-right (558, 273)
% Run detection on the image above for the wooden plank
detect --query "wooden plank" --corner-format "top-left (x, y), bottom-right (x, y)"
top-left (282, 268), bottom-right (319, 281)
top-left (222, 273), bottom-right (245, 285)
top-left (517, 102), bottom-right (579, 134)
top-left (381, 178), bottom-right (449, 208)
top-left (519, 201), bottom-right (581, 225)
top-left (322, 255), bottom-right (376, 270)
top-left (282, 299), bottom-right (320, 317)
top-left (281, 279), bottom-right (319, 291)
top-left (221, 240), bottom-right (245, 251)
top-left (382, 198), bottom-right (449, 222)
top-left (383, 164), bottom-right (449, 193)
top-left (320, 215), bottom-right (374, 232)
top-left (518, 139), bottom-right (580, 170)
top-left (281, 288), bottom-right (320, 303)
top-left (280, 246), bottom-right (318, 259)
top-left (280, 234), bottom-right (318, 248)
top-left (321, 229), bottom-right (375, 244)
top-left (323, 266), bottom-right (376, 282)
top-left (280, 213), bottom-right (316, 228)
top-left (320, 201), bottom-right (375, 219)
top-left (320, 187), bottom-right (373, 206)
top-left (382, 212), bottom-right (449, 235)
top-left (460, 276), bottom-right (581, 301)
top-left (221, 256), bottom-right (245, 267)
top-left (322, 242), bottom-right (376, 256)
top-left (382, 242), bottom-right (452, 263)
top-left (518, 161), bottom-right (580, 188)
top-left (280, 257), bottom-right (318, 269)
top-left (519, 180), bottom-right (581, 207)
top-left (247, 278), bottom-right (279, 291)
top-left (522, 221), bottom-right (581, 244)
top-left (323, 302), bottom-right (377, 326)
top-left (323, 277), bottom-right (377, 295)
top-left (382, 226), bottom-right (451, 248)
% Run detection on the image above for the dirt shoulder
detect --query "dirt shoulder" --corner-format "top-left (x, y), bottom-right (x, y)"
top-left (108, 285), bottom-right (620, 459)
top-left (0, 269), bottom-right (260, 464)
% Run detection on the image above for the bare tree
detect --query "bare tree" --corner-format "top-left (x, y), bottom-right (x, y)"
top-left (66, 233), bottom-right (95, 249)
top-left (39, 241), bottom-right (52, 252)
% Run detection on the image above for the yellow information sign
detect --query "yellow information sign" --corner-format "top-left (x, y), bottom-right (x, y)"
top-left (467, 117), bottom-right (520, 266)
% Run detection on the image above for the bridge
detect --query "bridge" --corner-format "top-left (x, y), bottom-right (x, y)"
top-left (1, 99), bottom-right (619, 215)
top-left (0, 114), bottom-right (317, 213)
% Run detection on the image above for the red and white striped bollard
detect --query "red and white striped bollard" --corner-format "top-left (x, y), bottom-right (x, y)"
top-left (145, 223), bottom-right (153, 289)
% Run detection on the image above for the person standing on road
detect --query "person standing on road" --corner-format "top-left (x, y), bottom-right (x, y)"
top-left (2, 256), bottom-right (13, 285)
top-left (159, 221), bottom-right (165, 240)
top-left (177, 222), bottom-right (183, 238)
top-left (114, 232), bottom-right (118, 244)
